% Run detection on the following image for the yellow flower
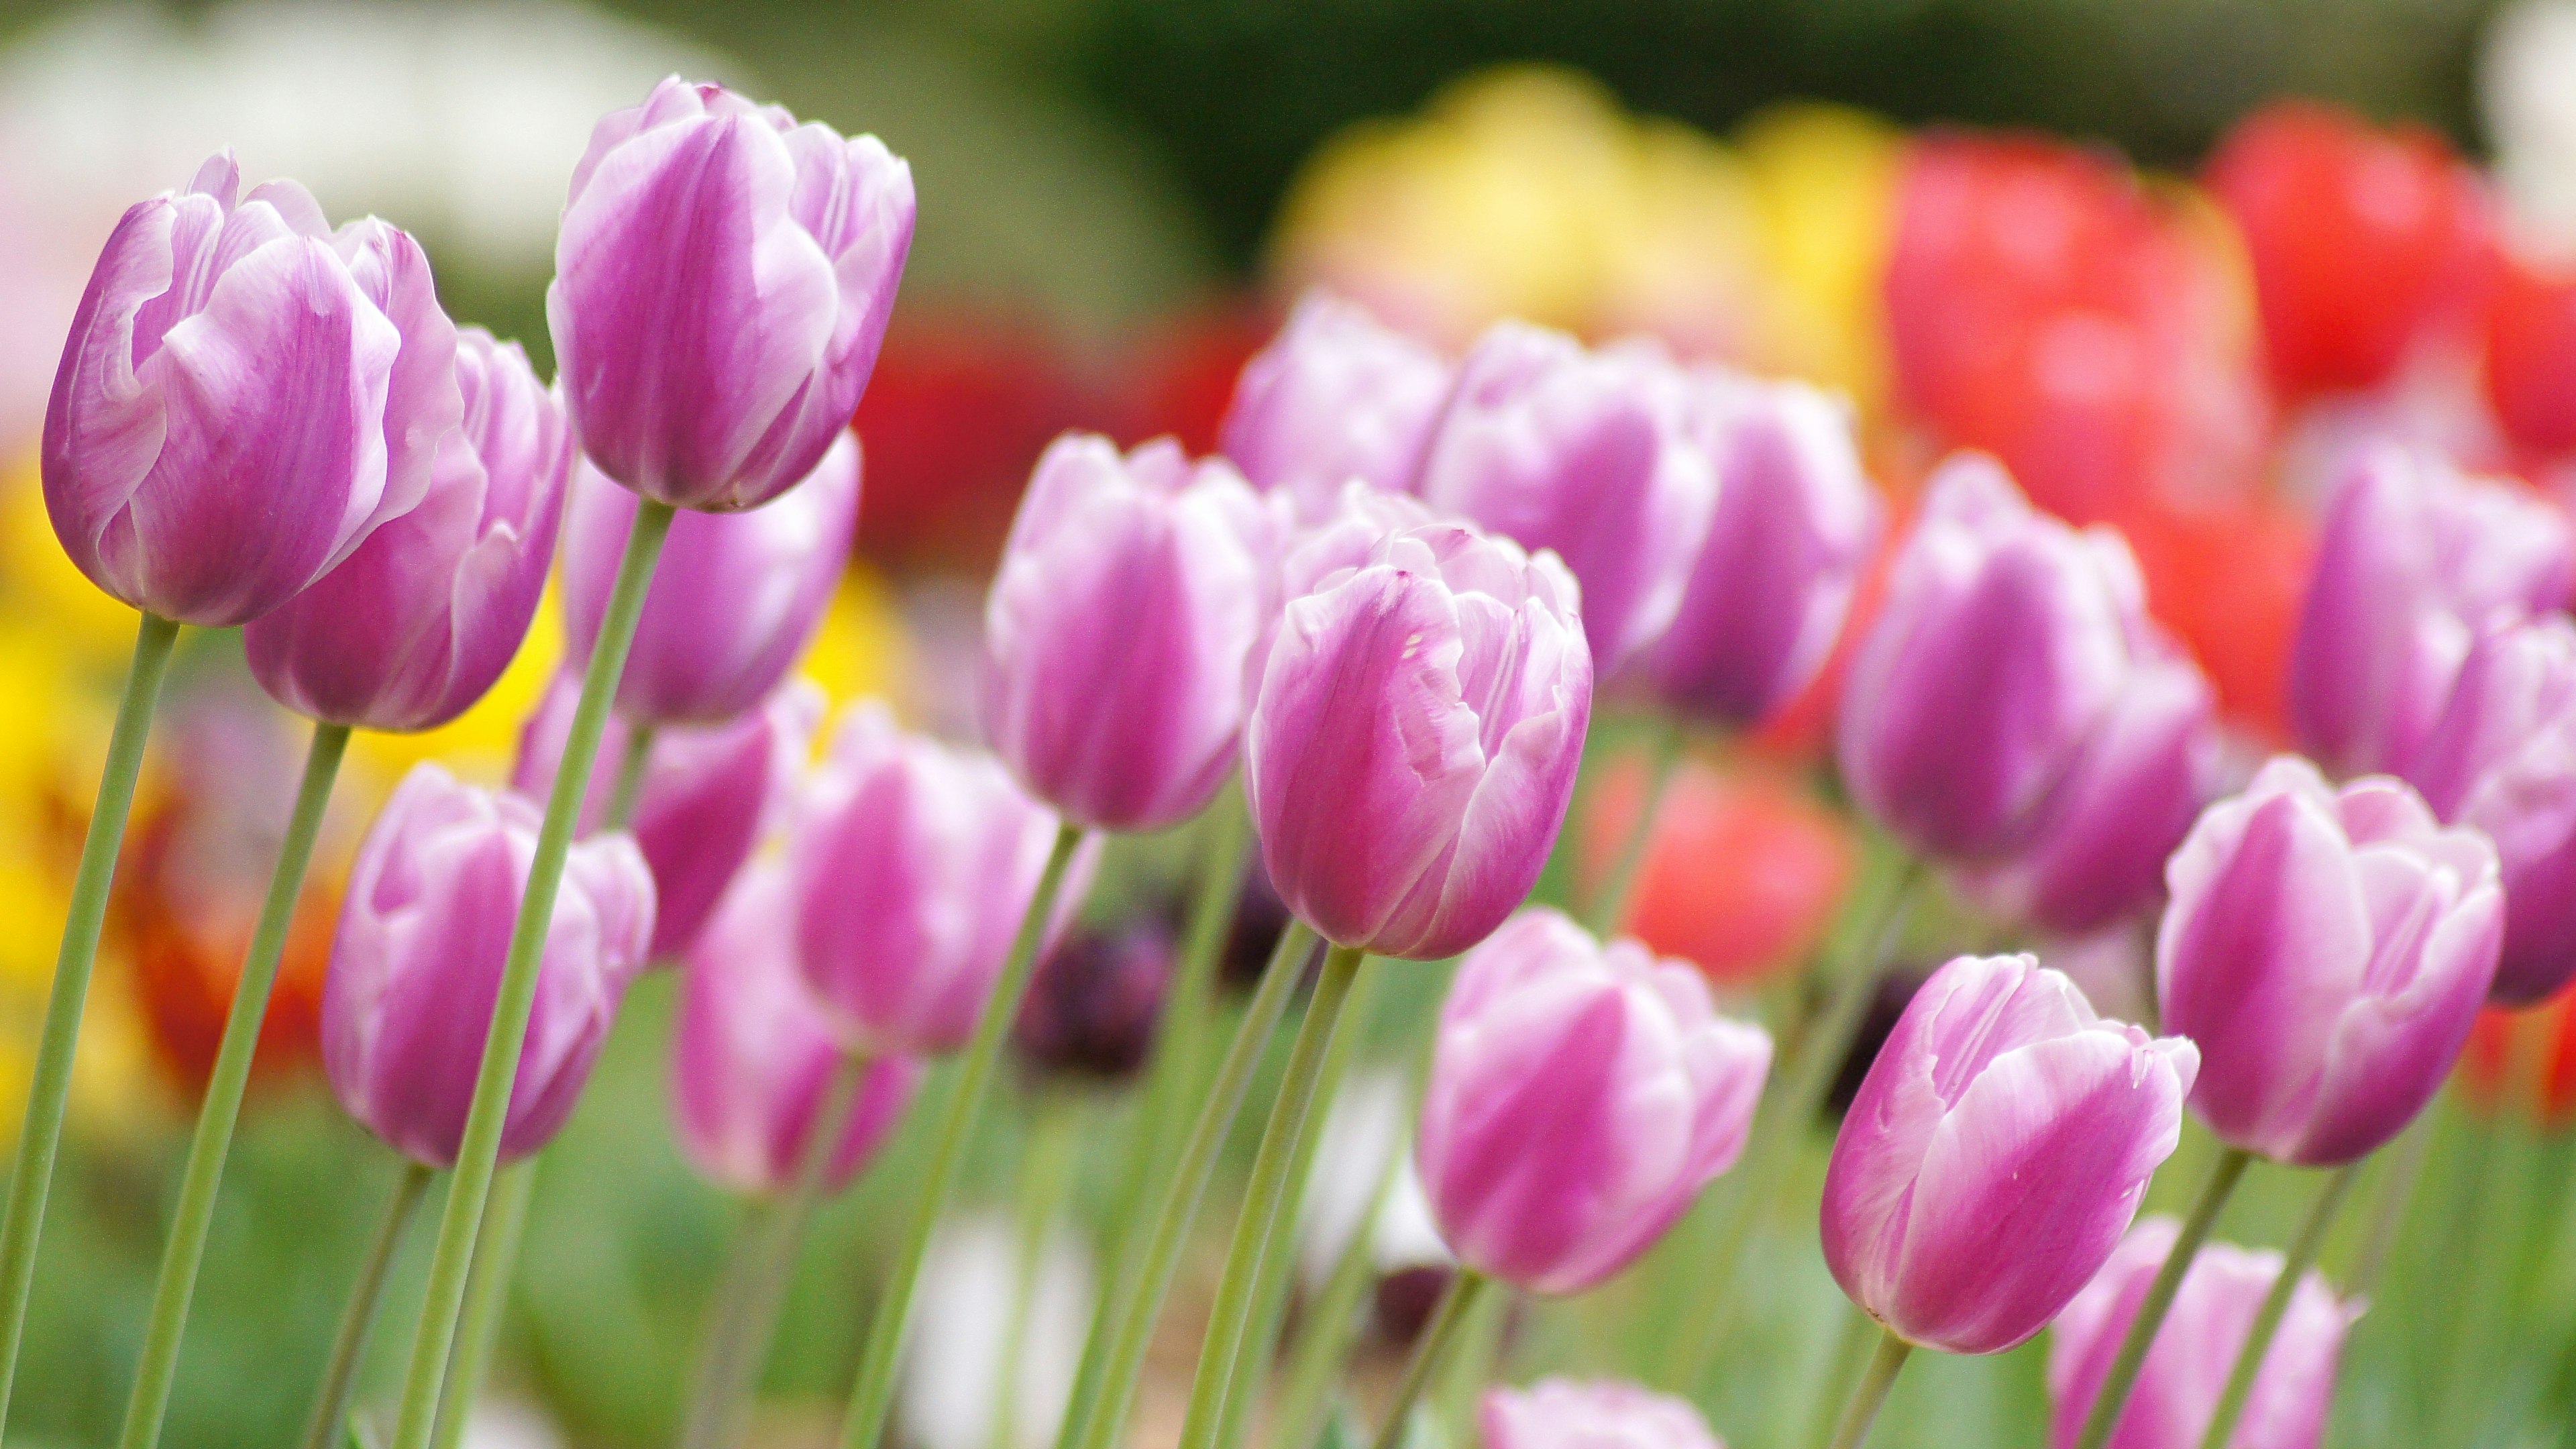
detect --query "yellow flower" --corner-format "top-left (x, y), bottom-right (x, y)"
top-left (799, 562), bottom-right (912, 727)
top-left (1736, 103), bottom-right (1904, 408)
top-left (0, 456), bottom-right (144, 668)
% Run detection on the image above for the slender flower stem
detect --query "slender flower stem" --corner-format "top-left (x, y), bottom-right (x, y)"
top-left (1366, 1271), bottom-right (1489, 1449)
top-left (301, 1161), bottom-right (436, 1449)
top-left (1430, 1273), bottom-right (1509, 1438)
top-left (429, 1161), bottom-right (538, 1449)
top-left (1587, 720), bottom-right (1685, 937)
top-left (2073, 1147), bottom-right (2254, 1449)
top-left (1057, 792), bottom-right (1249, 1449)
top-left (2194, 1163), bottom-right (2359, 1449)
top-left (0, 609), bottom-right (180, 1432)
top-left (680, 1053), bottom-right (873, 1449)
top-left (835, 824), bottom-right (1087, 1449)
top-left (121, 718), bottom-right (350, 1449)
top-left (1806, 1308), bottom-right (1882, 1449)
top-left (1269, 1142), bottom-right (1405, 1449)
top-left (2349, 1112), bottom-right (2434, 1299)
top-left (1822, 1330), bottom-right (1913, 1449)
top-left (606, 724), bottom-right (657, 833)
top-left (989, 1094), bottom-right (1086, 1449)
top-left (390, 497), bottom-right (676, 1449)
top-left (1173, 945), bottom-right (1367, 1449)
top-left (1065, 921), bottom-right (1319, 1449)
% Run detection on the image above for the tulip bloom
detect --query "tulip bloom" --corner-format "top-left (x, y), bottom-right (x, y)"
top-left (2049, 1216), bottom-right (2357, 1449)
top-left (1644, 379), bottom-right (1880, 729)
top-left (246, 329), bottom-right (572, 731)
top-left (1246, 515), bottom-right (1592, 960)
top-left (790, 702), bottom-right (1089, 1056)
top-left (1414, 322), bottom-right (1721, 674)
top-left (560, 433), bottom-right (859, 726)
top-left (321, 764), bottom-right (655, 1167)
top-left (672, 861), bottom-right (924, 1195)
top-left (1417, 908), bottom-right (1770, 1293)
top-left (1837, 455), bottom-right (2147, 863)
top-left (983, 433), bottom-right (1285, 831)
top-left (1821, 953), bottom-right (2197, 1354)
top-left (1481, 1379), bottom-right (1725, 1449)
top-left (514, 672), bottom-right (824, 960)
top-left (1218, 290), bottom-right (1454, 521)
top-left (2288, 446), bottom-right (2572, 777)
top-left (45, 151), bottom-right (461, 625)
top-left (2403, 615), bottom-right (2576, 1004)
top-left (551, 77), bottom-right (914, 512)
top-left (2158, 758), bottom-right (2502, 1163)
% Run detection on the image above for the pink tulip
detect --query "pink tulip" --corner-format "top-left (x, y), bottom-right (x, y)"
top-left (1219, 290), bottom-right (1453, 521)
top-left (1481, 1379), bottom-right (1725, 1449)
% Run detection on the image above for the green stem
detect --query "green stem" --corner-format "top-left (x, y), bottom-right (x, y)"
top-left (1822, 1330), bottom-right (1913, 1449)
top-left (2072, 1147), bottom-right (2253, 1449)
top-left (835, 823), bottom-right (1088, 1449)
top-left (680, 1052), bottom-right (873, 1449)
top-left (1172, 945), bottom-right (1367, 1449)
top-left (2349, 1112), bottom-right (2434, 1299)
top-left (605, 724), bottom-right (656, 834)
top-left (1269, 1141), bottom-right (1406, 1449)
top-left (2195, 1163), bottom-right (2359, 1449)
top-left (1806, 1308), bottom-right (1882, 1449)
top-left (429, 1161), bottom-right (538, 1449)
top-left (991, 1095), bottom-right (1086, 1449)
top-left (1366, 1271), bottom-right (1488, 1449)
top-left (301, 1161), bottom-right (435, 1449)
top-left (1065, 920), bottom-right (1319, 1449)
top-left (1430, 1274), bottom-right (1508, 1440)
top-left (1588, 720), bottom-right (1685, 937)
top-left (0, 609), bottom-right (180, 1434)
top-left (120, 718), bottom-right (350, 1449)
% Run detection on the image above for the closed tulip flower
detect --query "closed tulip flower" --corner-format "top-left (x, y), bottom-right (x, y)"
top-left (561, 432), bottom-right (859, 726)
top-left (514, 671), bottom-right (824, 960)
top-left (1244, 480), bottom-right (1438, 694)
top-left (1418, 909), bottom-right (1770, 1293)
top-left (246, 329), bottom-right (572, 731)
top-left (1218, 290), bottom-right (1454, 521)
top-left (983, 433), bottom-right (1286, 832)
top-left (790, 702), bottom-right (1091, 1055)
top-left (1481, 1379), bottom-right (1725, 1449)
top-left (1414, 321), bottom-right (1721, 674)
top-left (2406, 615), bottom-right (2576, 1002)
top-left (1246, 515), bottom-right (1592, 960)
top-left (2158, 757), bottom-right (2502, 1163)
top-left (551, 77), bottom-right (914, 511)
top-left (44, 151), bottom-right (462, 625)
top-left (1837, 455), bottom-right (2145, 863)
top-left (672, 860), bottom-right (924, 1195)
top-left (2288, 446), bottom-right (2572, 777)
top-left (1821, 952), bottom-right (2198, 1354)
top-left (321, 763), bottom-right (655, 1167)
top-left (1645, 379), bottom-right (1880, 729)
top-left (2048, 1217), bottom-right (2357, 1449)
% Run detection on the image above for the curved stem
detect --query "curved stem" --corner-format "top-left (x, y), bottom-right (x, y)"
top-left (1587, 720), bottom-right (1684, 937)
top-left (0, 610), bottom-right (180, 1434)
top-left (428, 1161), bottom-right (538, 1449)
top-left (990, 1094), bottom-right (1086, 1449)
top-left (1173, 945), bottom-right (1366, 1449)
top-left (388, 488), bottom-right (676, 1449)
top-left (2349, 1112), bottom-right (2434, 1300)
top-left (2195, 1163), bottom-right (2359, 1449)
top-left (1823, 1330), bottom-right (1913, 1449)
top-left (1805, 1308), bottom-right (1882, 1449)
top-left (1269, 1140), bottom-right (1405, 1449)
top-left (2072, 1148), bottom-right (2253, 1449)
top-left (606, 724), bottom-right (657, 835)
top-left (1367, 1272), bottom-right (1487, 1449)
top-left (121, 718), bottom-right (350, 1449)
top-left (835, 823), bottom-right (1088, 1449)
top-left (1065, 921), bottom-right (1319, 1449)
top-left (301, 1161), bottom-right (435, 1449)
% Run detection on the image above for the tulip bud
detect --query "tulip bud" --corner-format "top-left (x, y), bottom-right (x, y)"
top-left (1481, 1379), bottom-right (1725, 1449)
top-left (1836, 455), bottom-right (2146, 863)
top-left (2288, 445), bottom-right (2572, 777)
top-left (2406, 614), bottom-right (2576, 1003)
top-left (1244, 480), bottom-right (1440, 696)
top-left (1644, 380), bottom-right (1880, 729)
top-left (44, 151), bottom-right (462, 625)
top-left (790, 702), bottom-right (1091, 1056)
top-left (321, 764), bottom-right (655, 1167)
top-left (1246, 515), bottom-right (1592, 959)
top-left (550, 78), bottom-right (914, 511)
top-left (1218, 290), bottom-right (1454, 522)
top-left (2048, 1216), bottom-right (2357, 1449)
top-left (246, 329), bottom-right (572, 731)
top-left (672, 860), bottom-right (924, 1195)
top-left (1821, 952), bottom-right (2198, 1354)
top-left (1012, 922), bottom-right (1175, 1083)
top-left (514, 671), bottom-right (824, 960)
top-left (561, 432), bottom-right (859, 727)
top-left (2158, 757), bottom-right (2502, 1163)
top-left (1415, 322), bottom-right (1721, 674)
top-left (983, 433), bottom-right (1286, 831)
top-left (1417, 908), bottom-right (1770, 1294)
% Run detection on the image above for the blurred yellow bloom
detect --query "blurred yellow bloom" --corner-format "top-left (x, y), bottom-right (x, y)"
top-left (799, 562), bottom-right (912, 727)
top-left (0, 456), bottom-right (144, 667)
top-left (1737, 103), bottom-right (1904, 409)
